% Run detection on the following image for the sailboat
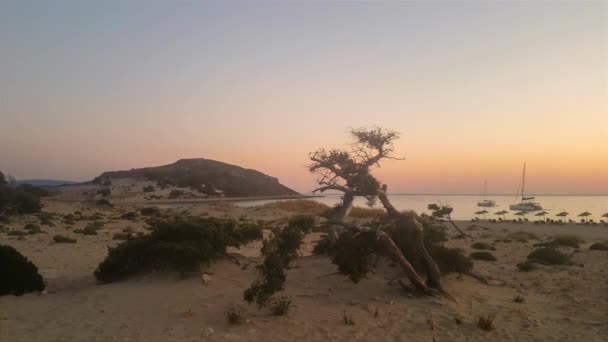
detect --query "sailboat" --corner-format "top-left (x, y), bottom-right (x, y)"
top-left (477, 179), bottom-right (496, 207)
top-left (509, 162), bottom-right (543, 211)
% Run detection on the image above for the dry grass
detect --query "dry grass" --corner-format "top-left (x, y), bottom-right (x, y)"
top-left (477, 314), bottom-right (495, 331)
top-left (349, 207), bottom-right (385, 219)
top-left (263, 200), bottom-right (330, 215)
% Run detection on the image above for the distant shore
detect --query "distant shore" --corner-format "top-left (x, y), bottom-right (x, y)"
top-left (119, 194), bottom-right (323, 205)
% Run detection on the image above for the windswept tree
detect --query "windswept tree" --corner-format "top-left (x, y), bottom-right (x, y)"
top-left (309, 127), bottom-right (401, 222)
top-left (309, 128), bottom-right (449, 294)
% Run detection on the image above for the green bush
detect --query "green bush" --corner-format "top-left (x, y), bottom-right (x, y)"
top-left (225, 304), bottom-right (245, 324)
top-left (527, 248), bottom-right (572, 265)
top-left (94, 217), bottom-right (262, 282)
top-left (143, 185), bottom-right (155, 193)
top-left (53, 235), bottom-right (77, 243)
top-left (244, 218), bottom-right (309, 308)
top-left (0, 245), bottom-right (45, 296)
top-left (471, 242), bottom-right (496, 251)
top-left (470, 251), bottom-right (497, 261)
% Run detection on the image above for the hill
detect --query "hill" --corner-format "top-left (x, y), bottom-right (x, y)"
top-left (93, 158), bottom-right (299, 197)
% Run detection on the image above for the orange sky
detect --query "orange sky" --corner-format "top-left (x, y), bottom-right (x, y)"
top-left (0, 1), bottom-right (606, 194)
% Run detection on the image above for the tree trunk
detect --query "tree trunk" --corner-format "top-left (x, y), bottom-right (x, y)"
top-left (378, 184), bottom-right (443, 292)
top-left (376, 230), bottom-right (430, 293)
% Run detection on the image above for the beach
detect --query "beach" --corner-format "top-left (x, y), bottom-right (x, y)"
top-left (1, 198), bottom-right (607, 342)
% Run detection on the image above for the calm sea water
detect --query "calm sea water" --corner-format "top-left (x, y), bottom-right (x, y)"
top-left (237, 194), bottom-right (608, 221)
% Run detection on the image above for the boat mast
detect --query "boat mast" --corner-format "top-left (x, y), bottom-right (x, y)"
top-left (521, 162), bottom-right (526, 201)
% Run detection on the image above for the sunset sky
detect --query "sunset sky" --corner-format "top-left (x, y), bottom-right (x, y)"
top-left (1, 1), bottom-right (606, 194)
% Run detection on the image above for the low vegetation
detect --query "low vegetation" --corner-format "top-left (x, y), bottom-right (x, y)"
top-left (244, 216), bottom-right (314, 307)
top-left (516, 261), bottom-right (537, 272)
top-left (0, 171), bottom-right (45, 214)
top-left (53, 235), bottom-right (77, 243)
top-left (470, 242), bottom-right (496, 251)
top-left (477, 314), bottom-right (495, 331)
top-left (470, 251), bottom-right (497, 261)
top-left (94, 217), bottom-right (263, 282)
top-left (225, 304), bottom-right (245, 325)
top-left (527, 248), bottom-right (572, 265)
top-left (0, 244), bottom-right (45, 296)
top-left (589, 242), bottom-right (608, 251)
top-left (271, 296), bottom-right (295, 316)
top-left (507, 231), bottom-right (539, 241)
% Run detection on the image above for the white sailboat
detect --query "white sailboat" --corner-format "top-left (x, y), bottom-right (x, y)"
top-left (510, 162), bottom-right (543, 211)
top-left (477, 179), bottom-right (496, 207)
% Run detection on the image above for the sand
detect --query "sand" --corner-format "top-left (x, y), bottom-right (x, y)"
top-left (1, 191), bottom-right (607, 341)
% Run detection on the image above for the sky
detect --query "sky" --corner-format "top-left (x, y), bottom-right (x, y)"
top-left (0, 1), bottom-right (606, 195)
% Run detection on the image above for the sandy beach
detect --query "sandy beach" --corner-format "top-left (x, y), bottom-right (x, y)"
top-left (1, 196), bottom-right (607, 342)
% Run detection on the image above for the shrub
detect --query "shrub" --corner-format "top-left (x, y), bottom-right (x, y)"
top-left (8, 230), bottom-right (27, 237)
top-left (37, 212), bottom-right (55, 226)
top-left (470, 251), bottom-right (497, 261)
top-left (244, 217), bottom-right (310, 307)
top-left (53, 235), bottom-right (77, 243)
top-left (143, 185), bottom-right (155, 193)
top-left (590, 242), bottom-right (608, 251)
top-left (225, 304), bottom-right (245, 325)
top-left (139, 207), bottom-right (161, 217)
top-left (24, 223), bottom-right (44, 235)
top-left (552, 235), bottom-right (584, 248)
top-left (429, 245), bottom-right (473, 275)
top-left (477, 314), bottom-right (495, 331)
top-left (96, 199), bottom-right (112, 207)
top-left (121, 212), bottom-right (138, 220)
top-left (527, 248), bottom-right (572, 265)
top-left (112, 232), bottom-right (132, 240)
top-left (271, 296), bottom-right (294, 316)
top-left (513, 295), bottom-right (525, 303)
top-left (0, 245), bottom-right (45, 296)
top-left (97, 188), bottom-right (111, 197)
top-left (94, 217), bottom-right (262, 282)
top-left (471, 242), bottom-right (496, 251)
top-left (516, 261), bottom-right (537, 272)
top-left (12, 186), bottom-right (43, 213)
top-left (168, 190), bottom-right (185, 199)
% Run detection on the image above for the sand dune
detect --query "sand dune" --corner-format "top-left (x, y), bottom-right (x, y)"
top-left (1, 200), bottom-right (607, 341)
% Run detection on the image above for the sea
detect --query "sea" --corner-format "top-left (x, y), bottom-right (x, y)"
top-left (236, 194), bottom-right (608, 221)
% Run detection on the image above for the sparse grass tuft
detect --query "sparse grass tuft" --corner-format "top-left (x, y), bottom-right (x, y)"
top-left (225, 304), bottom-right (245, 325)
top-left (477, 314), bottom-right (495, 331)
top-left (471, 242), bottom-right (496, 251)
top-left (470, 251), bottom-right (496, 261)
top-left (513, 295), bottom-right (525, 303)
top-left (271, 296), bottom-right (294, 316)
top-left (552, 234), bottom-right (584, 248)
top-left (342, 311), bottom-right (355, 325)
top-left (53, 235), bottom-right (77, 243)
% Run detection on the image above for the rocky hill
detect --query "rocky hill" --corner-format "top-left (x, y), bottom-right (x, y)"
top-left (93, 158), bottom-right (299, 197)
